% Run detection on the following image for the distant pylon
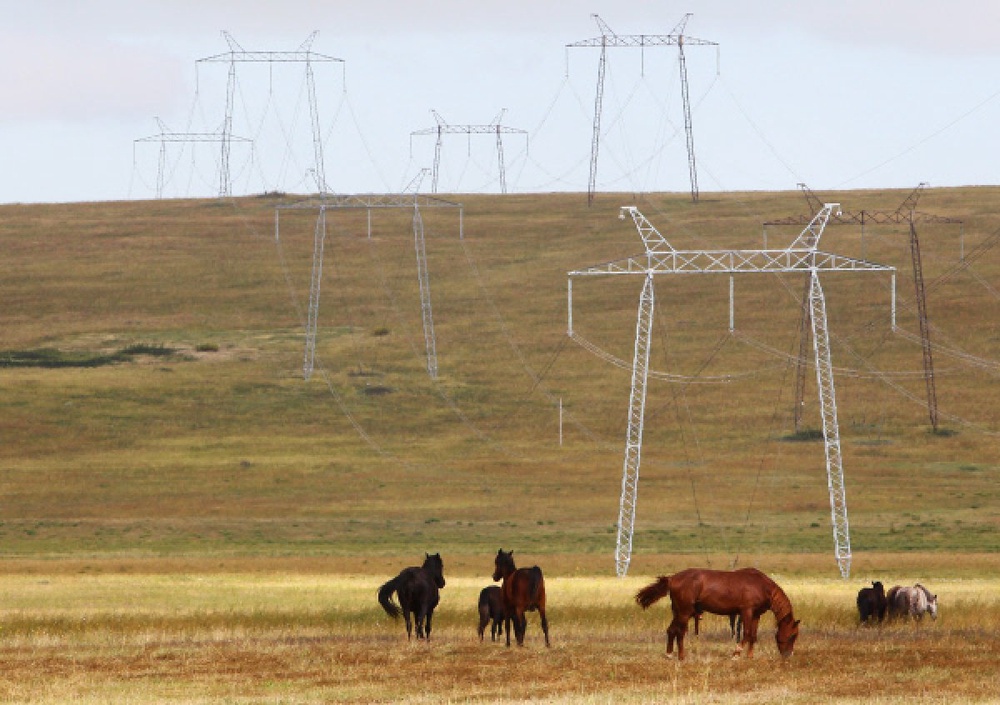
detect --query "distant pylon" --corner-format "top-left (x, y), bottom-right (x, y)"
top-left (566, 14), bottom-right (717, 205)
top-left (410, 110), bottom-right (528, 194)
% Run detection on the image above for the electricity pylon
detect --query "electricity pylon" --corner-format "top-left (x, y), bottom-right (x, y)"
top-left (197, 31), bottom-right (344, 197)
top-left (134, 118), bottom-right (251, 199)
top-left (766, 183), bottom-right (963, 433)
top-left (410, 110), bottom-right (528, 194)
top-left (566, 14), bottom-right (717, 205)
top-left (568, 205), bottom-right (897, 578)
top-left (276, 194), bottom-right (463, 381)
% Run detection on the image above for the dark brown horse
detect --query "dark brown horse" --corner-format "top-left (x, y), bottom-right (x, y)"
top-left (636, 567), bottom-right (799, 660)
top-left (857, 581), bottom-right (887, 624)
top-left (492, 549), bottom-right (550, 647)
top-left (377, 553), bottom-right (446, 640)
top-left (477, 585), bottom-right (506, 642)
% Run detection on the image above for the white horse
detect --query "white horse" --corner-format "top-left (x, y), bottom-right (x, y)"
top-left (887, 584), bottom-right (938, 620)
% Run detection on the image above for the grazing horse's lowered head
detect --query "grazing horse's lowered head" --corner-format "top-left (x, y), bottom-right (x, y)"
top-left (915, 584), bottom-right (938, 620)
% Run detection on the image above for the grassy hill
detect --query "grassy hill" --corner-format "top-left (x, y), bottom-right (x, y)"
top-left (2, 188), bottom-right (998, 574)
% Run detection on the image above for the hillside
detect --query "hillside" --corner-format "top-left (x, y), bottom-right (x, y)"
top-left (2, 188), bottom-right (998, 575)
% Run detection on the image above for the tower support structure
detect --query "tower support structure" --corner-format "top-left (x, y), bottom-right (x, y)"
top-left (277, 194), bottom-right (462, 380)
top-left (196, 31), bottom-right (344, 197)
top-left (766, 183), bottom-right (962, 433)
top-left (567, 14), bottom-right (717, 204)
top-left (569, 205), bottom-right (895, 578)
top-left (134, 119), bottom-right (250, 199)
top-left (411, 110), bottom-right (528, 194)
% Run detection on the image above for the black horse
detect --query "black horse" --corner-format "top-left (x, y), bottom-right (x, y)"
top-left (377, 553), bottom-right (446, 640)
top-left (857, 580), bottom-right (887, 624)
top-left (478, 585), bottom-right (506, 642)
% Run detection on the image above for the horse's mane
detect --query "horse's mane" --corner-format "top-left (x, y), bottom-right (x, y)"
top-left (770, 584), bottom-right (794, 623)
top-left (915, 583), bottom-right (934, 601)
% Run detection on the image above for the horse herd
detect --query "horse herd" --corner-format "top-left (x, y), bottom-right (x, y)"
top-left (376, 552), bottom-right (941, 660)
top-left (377, 550), bottom-right (799, 660)
top-left (856, 580), bottom-right (939, 624)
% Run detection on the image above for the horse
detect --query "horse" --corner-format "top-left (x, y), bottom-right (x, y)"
top-left (377, 553), bottom-right (446, 640)
top-left (887, 583), bottom-right (938, 621)
top-left (492, 549), bottom-right (550, 647)
top-left (856, 581), bottom-right (888, 624)
top-left (477, 585), bottom-right (506, 642)
top-left (636, 567), bottom-right (799, 660)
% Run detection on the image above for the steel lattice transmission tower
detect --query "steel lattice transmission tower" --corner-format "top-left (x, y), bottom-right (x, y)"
top-left (276, 193), bottom-right (463, 381)
top-left (134, 118), bottom-right (251, 199)
top-left (568, 205), bottom-right (897, 578)
top-left (765, 183), bottom-right (963, 434)
top-left (410, 110), bottom-right (528, 194)
top-left (566, 14), bottom-right (717, 205)
top-left (196, 31), bottom-right (344, 197)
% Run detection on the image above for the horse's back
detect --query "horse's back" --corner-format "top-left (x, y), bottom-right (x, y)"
top-left (503, 566), bottom-right (545, 611)
top-left (668, 567), bottom-right (776, 616)
top-left (395, 566), bottom-right (440, 610)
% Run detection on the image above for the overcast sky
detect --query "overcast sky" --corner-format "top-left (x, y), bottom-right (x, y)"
top-left (3, 1), bottom-right (999, 204)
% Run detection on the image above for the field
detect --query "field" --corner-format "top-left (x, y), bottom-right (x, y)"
top-left (1, 188), bottom-right (999, 701)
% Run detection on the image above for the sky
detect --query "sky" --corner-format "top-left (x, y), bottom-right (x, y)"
top-left (2, 0), bottom-right (1000, 204)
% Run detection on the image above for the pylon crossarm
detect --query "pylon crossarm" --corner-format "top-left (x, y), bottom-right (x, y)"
top-left (278, 194), bottom-right (463, 211)
top-left (619, 206), bottom-right (674, 253)
top-left (788, 203), bottom-right (841, 250)
top-left (570, 250), bottom-right (893, 276)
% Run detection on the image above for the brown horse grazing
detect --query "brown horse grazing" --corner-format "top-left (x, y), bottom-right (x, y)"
top-left (492, 549), bottom-right (550, 647)
top-left (377, 553), bottom-right (446, 640)
top-left (636, 567), bottom-right (799, 660)
top-left (477, 585), bottom-right (506, 642)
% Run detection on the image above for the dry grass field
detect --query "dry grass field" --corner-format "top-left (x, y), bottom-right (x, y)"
top-left (1, 555), bottom-right (999, 703)
top-left (1, 187), bottom-right (999, 701)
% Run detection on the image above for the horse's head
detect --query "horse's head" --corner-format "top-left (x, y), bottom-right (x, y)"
top-left (775, 617), bottom-right (800, 658)
top-left (915, 583), bottom-right (938, 619)
top-left (872, 581), bottom-right (885, 596)
top-left (493, 549), bottom-right (515, 581)
top-left (423, 552), bottom-right (446, 589)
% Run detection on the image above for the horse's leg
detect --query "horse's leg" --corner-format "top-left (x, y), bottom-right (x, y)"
top-left (515, 610), bottom-right (527, 646)
top-left (504, 613), bottom-right (513, 647)
top-left (414, 607), bottom-right (426, 639)
top-left (694, 611), bottom-right (701, 636)
top-left (403, 608), bottom-right (413, 640)
top-left (666, 614), bottom-right (690, 660)
top-left (733, 610), bottom-right (754, 657)
top-left (743, 615), bottom-right (761, 658)
top-left (539, 605), bottom-right (550, 647)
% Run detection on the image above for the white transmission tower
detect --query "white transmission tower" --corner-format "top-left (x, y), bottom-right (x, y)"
top-left (276, 194), bottom-right (463, 381)
top-left (568, 205), bottom-right (897, 578)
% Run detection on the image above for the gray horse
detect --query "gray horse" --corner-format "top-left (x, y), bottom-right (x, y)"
top-left (886, 583), bottom-right (938, 620)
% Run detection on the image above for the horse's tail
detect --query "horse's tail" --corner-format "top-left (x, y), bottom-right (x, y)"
top-left (528, 567), bottom-right (545, 604)
top-left (377, 577), bottom-right (402, 620)
top-left (635, 576), bottom-right (671, 609)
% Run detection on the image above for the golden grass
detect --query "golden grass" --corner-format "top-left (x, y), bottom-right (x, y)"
top-left (1, 562), bottom-right (999, 703)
